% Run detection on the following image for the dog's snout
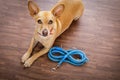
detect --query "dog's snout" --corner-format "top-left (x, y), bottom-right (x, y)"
top-left (42, 29), bottom-right (48, 37)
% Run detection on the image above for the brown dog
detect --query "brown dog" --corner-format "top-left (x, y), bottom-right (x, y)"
top-left (21, 0), bottom-right (84, 67)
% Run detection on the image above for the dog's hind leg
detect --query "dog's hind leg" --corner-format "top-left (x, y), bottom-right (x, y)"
top-left (74, 6), bottom-right (84, 21)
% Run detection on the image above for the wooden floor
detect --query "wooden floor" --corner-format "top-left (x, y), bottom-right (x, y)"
top-left (0, 0), bottom-right (120, 80)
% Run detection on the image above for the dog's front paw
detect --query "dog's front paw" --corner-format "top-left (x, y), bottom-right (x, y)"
top-left (24, 58), bottom-right (33, 67)
top-left (21, 53), bottom-right (30, 63)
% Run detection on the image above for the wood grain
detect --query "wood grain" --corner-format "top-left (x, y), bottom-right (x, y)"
top-left (0, 0), bottom-right (120, 80)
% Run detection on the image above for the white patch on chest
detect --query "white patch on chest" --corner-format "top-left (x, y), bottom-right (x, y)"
top-left (35, 33), bottom-right (54, 48)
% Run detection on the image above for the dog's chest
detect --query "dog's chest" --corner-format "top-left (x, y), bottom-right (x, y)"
top-left (35, 34), bottom-right (53, 47)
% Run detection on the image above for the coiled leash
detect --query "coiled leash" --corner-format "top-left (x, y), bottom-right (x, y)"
top-left (48, 47), bottom-right (89, 70)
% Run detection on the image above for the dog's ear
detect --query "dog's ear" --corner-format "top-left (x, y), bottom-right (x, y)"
top-left (51, 4), bottom-right (64, 17)
top-left (28, 0), bottom-right (40, 17)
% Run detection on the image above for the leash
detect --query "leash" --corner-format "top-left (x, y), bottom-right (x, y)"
top-left (48, 47), bottom-right (89, 70)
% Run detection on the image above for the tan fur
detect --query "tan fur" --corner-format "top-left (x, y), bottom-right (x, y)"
top-left (21, 0), bottom-right (84, 67)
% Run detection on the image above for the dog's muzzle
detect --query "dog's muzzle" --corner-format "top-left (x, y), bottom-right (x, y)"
top-left (42, 29), bottom-right (48, 37)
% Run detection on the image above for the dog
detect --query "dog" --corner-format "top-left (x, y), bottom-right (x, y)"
top-left (21, 0), bottom-right (84, 67)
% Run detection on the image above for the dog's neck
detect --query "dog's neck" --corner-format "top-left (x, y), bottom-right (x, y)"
top-left (55, 18), bottom-right (62, 38)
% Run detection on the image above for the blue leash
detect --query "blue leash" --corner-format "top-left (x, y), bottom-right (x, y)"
top-left (48, 47), bottom-right (89, 69)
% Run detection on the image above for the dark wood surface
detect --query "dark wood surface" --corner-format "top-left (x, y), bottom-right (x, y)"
top-left (0, 0), bottom-right (120, 80)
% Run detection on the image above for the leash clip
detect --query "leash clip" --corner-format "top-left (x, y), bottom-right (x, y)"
top-left (51, 65), bottom-right (59, 71)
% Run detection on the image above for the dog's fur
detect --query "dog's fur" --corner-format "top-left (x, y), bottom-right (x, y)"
top-left (21, 0), bottom-right (84, 67)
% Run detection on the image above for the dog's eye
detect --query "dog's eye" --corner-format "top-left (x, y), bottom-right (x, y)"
top-left (38, 19), bottom-right (42, 24)
top-left (48, 20), bottom-right (53, 24)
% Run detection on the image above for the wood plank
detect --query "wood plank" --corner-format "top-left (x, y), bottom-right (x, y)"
top-left (0, 0), bottom-right (120, 80)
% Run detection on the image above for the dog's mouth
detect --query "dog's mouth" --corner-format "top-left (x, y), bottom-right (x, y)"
top-left (37, 28), bottom-right (54, 37)
top-left (50, 28), bottom-right (53, 35)
top-left (37, 32), bottom-right (42, 36)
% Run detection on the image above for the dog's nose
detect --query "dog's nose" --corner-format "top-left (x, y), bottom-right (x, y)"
top-left (42, 29), bottom-right (48, 37)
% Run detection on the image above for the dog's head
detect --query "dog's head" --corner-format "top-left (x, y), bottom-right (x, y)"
top-left (28, 1), bottom-right (64, 38)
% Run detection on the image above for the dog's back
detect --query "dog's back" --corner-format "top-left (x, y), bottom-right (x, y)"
top-left (52, 0), bottom-right (84, 36)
